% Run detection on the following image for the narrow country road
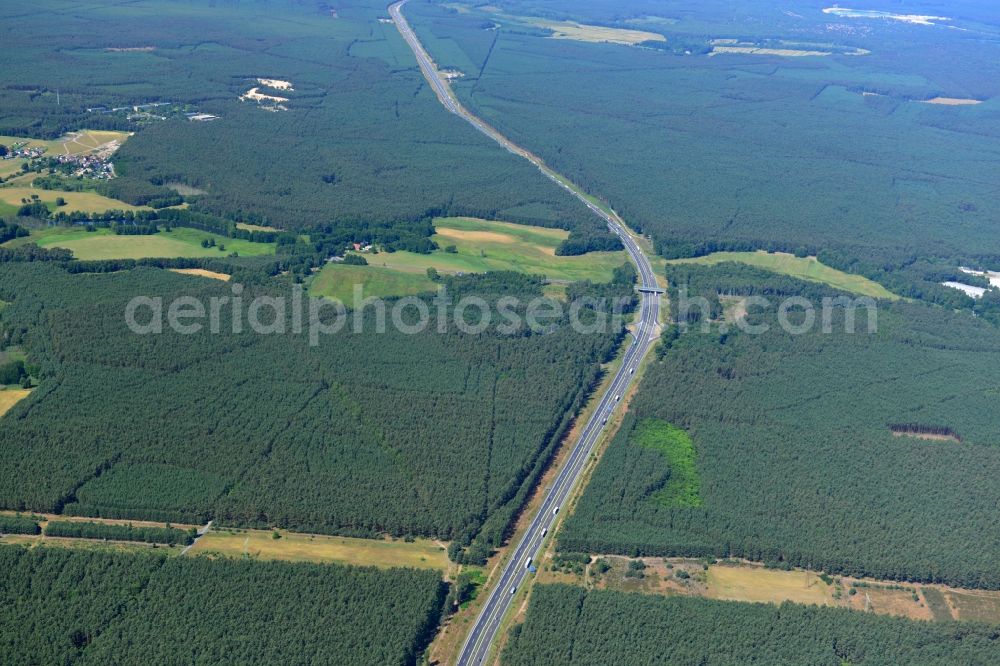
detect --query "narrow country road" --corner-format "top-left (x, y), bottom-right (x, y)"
top-left (180, 519), bottom-right (213, 556)
top-left (389, 2), bottom-right (664, 663)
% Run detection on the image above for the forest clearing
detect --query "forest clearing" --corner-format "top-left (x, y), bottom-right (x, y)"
top-left (537, 554), bottom-right (1000, 624)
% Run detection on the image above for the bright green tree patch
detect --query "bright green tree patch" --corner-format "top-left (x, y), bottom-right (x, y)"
top-left (634, 419), bottom-right (702, 508)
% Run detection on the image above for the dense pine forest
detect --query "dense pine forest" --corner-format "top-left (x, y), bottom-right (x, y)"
top-left (0, 545), bottom-right (444, 665)
top-left (0, 0), bottom-right (606, 245)
top-left (44, 521), bottom-right (195, 546)
top-left (0, 259), bottom-right (620, 562)
top-left (0, 514), bottom-right (40, 535)
top-left (560, 264), bottom-right (1000, 589)
top-left (409, 0), bottom-right (1000, 299)
top-left (503, 585), bottom-right (1000, 665)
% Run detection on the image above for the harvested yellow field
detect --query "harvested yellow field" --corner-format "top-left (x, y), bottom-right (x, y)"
top-left (168, 268), bottom-right (232, 281)
top-left (533, 19), bottom-right (665, 45)
top-left (707, 565), bottom-right (834, 606)
top-left (0, 187), bottom-right (145, 214)
top-left (0, 389), bottom-right (31, 418)
top-left (712, 46), bottom-right (831, 57)
top-left (435, 226), bottom-right (522, 245)
top-left (190, 528), bottom-right (450, 571)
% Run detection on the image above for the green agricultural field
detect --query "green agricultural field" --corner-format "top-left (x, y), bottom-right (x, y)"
top-left (383, 217), bottom-right (626, 282)
top-left (25, 226), bottom-right (274, 260)
top-left (310, 264), bottom-right (437, 302)
top-left (311, 217), bottom-right (627, 301)
top-left (668, 251), bottom-right (899, 299)
top-left (0, 159), bottom-right (27, 180)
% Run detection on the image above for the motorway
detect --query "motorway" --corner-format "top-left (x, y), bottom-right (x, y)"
top-left (389, 2), bottom-right (663, 663)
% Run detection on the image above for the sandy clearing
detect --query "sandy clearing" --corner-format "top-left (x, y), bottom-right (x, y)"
top-left (257, 78), bottom-right (293, 90)
top-left (823, 8), bottom-right (950, 26)
top-left (923, 97), bottom-right (983, 106)
top-left (942, 281), bottom-right (986, 298)
top-left (891, 428), bottom-right (960, 443)
top-left (960, 267), bottom-right (1000, 288)
top-left (240, 88), bottom-right (289, 103)
top-left (168, 268), bottom-right (231, 281)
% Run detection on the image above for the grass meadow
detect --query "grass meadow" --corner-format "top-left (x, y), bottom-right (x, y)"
top-left (668, 251), bottom-right (899, 299)
top-left (13, 226), bottom-right (274, 260)
top-left (190, 528), bottom-right (449, 571)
